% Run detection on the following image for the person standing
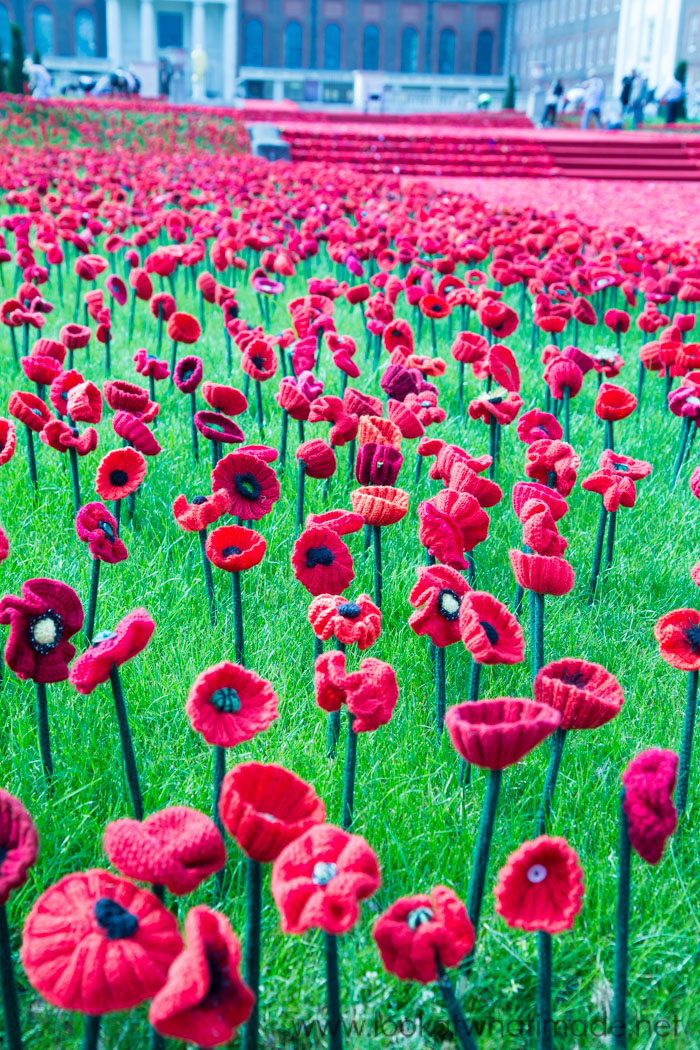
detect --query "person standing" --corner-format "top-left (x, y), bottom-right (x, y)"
top-left (661, 73), bottom-right (684, 124)
top-left (630, 70), bottom-right (645, 129)
top-left (542, 78), bottom-right (564, 126)
top-left (581, 69), bottom-right (604, 128)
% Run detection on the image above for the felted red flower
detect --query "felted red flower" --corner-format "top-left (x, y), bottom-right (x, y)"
top-left (292, 526), bottom-right (355, 596)
top-left (212, 451), bottom-right (280, 521)
top-left (408, 564), bottom-right (471, 648)
top-left (133, 349), bottom-right (170, 381)
top-left (654, 608), bottom-right (700, 671)
top-left (468, 389), bottom-right (523, 426)
top-left (173, 356), bottom-right (204, 395)
top-left (297, 439), bottom-right (337, 479)
top-left (201, 382), bottom-right (247, 416)
top-left (595, 383), bottom-right (637, 421)
top-left (305, 509), bottom-right (364, 535)
top-left (186, 661), bottom-right (279, 748)
top-left (206, 525), bottom-right (266, 573)
top-left (533, 658), bottom-right (624, 730)
top-left (21, 870), bottom-right (182, 1014)
top-left (351, 486), bottom-right (409, 527)
top-left (314, 650), bottom-right (398, 732)
top-left (40, 419), bottom-right (98, 456)
top-left (0, 578), bottom-right (83, 684)
top-left (581, 469), bottom-right (637, 512)
top-left (622, 750), bottom-right (678, 865)
top-left (445, 698), bottom-right (560, 770)
top-left (518, 499), bottom-right (567, 557)
top-left (95, 447), bottom-right (147, 501)
top-left (373, 885), bottom-right (475, 984)
top-left (104, 807), bottom-right (226, 894)
top-left (173, 490), bottom-right (229, 532)
top-left (104, 380), bottom-right (149, 414)
top-left (0, 417), bottom-right (16, 465)
top-left (0, 789), bottom-right (38, 905)
top-left (494, 836), bottom-right (584, 933)
top-left (271, 823), bottom-right (381, 935)
top-left (524, 439), bottom-right (580, 497)
top-left (8, 391), bottom-right (52, 433)
top-left (149, 906), bottom-right (254, 1045)
top-left (512, 480), bottom-right (568, 522)
top-left (219, 761), bottom-right (326, 863)
top-left (517, 409), bottom-right (563, 445)
top-left (75, 502), bottom-right (128, 563)
top-left (67, 381), bottom-right (103, 425)
top-left (458, 591), bottom-right (524, 665)
top-left (598, 450), bottom-right (652, 480)
top-left (308, 593), bottom-right (381, 649)
top-left (509, 550), bottom-right (575, 596)
top-left (167, 312), bottom-right (201, 344)
top-left (69, 609), bottom-right (155, 694)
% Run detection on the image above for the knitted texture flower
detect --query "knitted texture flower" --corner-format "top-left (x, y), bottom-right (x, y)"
top-left (581, 469), bottom-right (637, 512)
top-left (40, 420), bottom-right (98, 456)
top-left (494, 836), bottom-right (584, 933)
top-left (408, 564), bottom-right (471, 648)
top-left (512, 480), bottom-right (568, 522)
top-left (75, 503), bottom-right (128, 564)
top-left (0, 789), bottom-right (39, 905)
top-left (297, 439), bottom-right (337, 479)
top-left (292, 526), bottom-right (355, 597)
top-left (654, 608), bottom-right (700, 671)
top-left (69, 609), bottom-right (155, 694)
top-left (351, 486), bottom-right (409, 527)
top-left (206, 525), bottom-right (267, 573)
top-left (104, 380), bottom-right (150, 414)
top-left (308, 594), bottom-right (381, 649)
top-left (0, 578), bottom-right (84, 683)
top-left (355, 442), bottom-right (403, 486)
top-left (533, 658), bottom-right (624, 730)
top-left (186, 661), bottom-right (279, 748)
top-left (172, 490), bottom-right (229, 532)
top-left (95, 447), bottom-right (147, 501)
top-left (167, 312), bottom-right (201, 344)
top-left (524, 439), bottom-right (580, 497)
top-left (67, 381), bottom-right (103, 424)
top-left (519, 500), bottom-right (568, 557)
top-left (271, 823), bottom-right (381, 935)
top-left (595, 383), bottom-right (637, 421)
top-left (219, 761), bottom-right (326, 863)
top-left (459, 591), bottom-right (524, 665)
top-left (517, 409), bottom-right (563, 445)
top-left (445, 698), bottom-right (560, 770)
top-left (173, 356), bottom-right (203, 395)
top-left (8, 391), bottom-right (52, 432)
top-left (0, 417), bottom-right (16, 465)
top-left (306, 509), bottom-right (364, 535)
top-left (621, 749), bottom-right (678, 865)
top-left (113, 411), bottom-right (161, 457)
top-left (373, 885), bottom-right (475, 984)
top-left (194, 411), bottom-right (245, 445)
top-left (314, 650), bottom-right (398, 732)
top-left (21, 870), bottom-right (182, 1014)
top-left (212, 451), bottom-right (280, 521)
top-left (149, 906), bottom-right (254, 1045)
top-left (202, 382), bottom-right (247, 416)
top-left (103, 807), bottom-right (226, 894)
top-left (509, 550), bottom-right (576, 597)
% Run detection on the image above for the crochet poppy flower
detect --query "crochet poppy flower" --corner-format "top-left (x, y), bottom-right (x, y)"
top-left (595, 383), bottom-right (637, 421)
top-left (373, 885), bottom-right (474, 984)
top-left (517, 409), bottom-right (563, 445)
top-left (206, 525), bottom-right (266, 573)
top-left (445, 698), bottom-right (560, 770)
top-left (622, 750), bottom-right (678, 865)
top-left (494, 836), bottom-right (584, 933)
top-left (21, 870), bottom-right (182, 1014)
top-left (201, 382), bottom-right (247, 416)
top-left (173, 356), bottom-right (203, 395)
top-left (59, 323), bottom-right (91, 350)
top-left (133, 349), bottom-right (170, 381)
top-left (271, 823), bottom-right (381, 935)
top-left (451, 330), bottom-right (488, 365)
top-left (186, 661), bottom-right (278, 748)
top-left (0, 417), bottom-right (16, 465)
top-left (519, 499), bottom-right (567, 557)
top-left (8, 391), bottom-right (52, 433)
top-left (598, 450), bottom-right (652, 480)
top-left (458, 591), bottom-right (524, 665)
top-left (64, 380), bottom-right (102, 424)
top-left (417, 499), bottom-right (469, 571)
top-left (533, 658), bottom-right (624, 731)
top-left (477, 299), bottom-right (519, 338)
top-left (104, 380), bottom-right (150, 414)
top-left (355, 442), bottom-right (403, 486)
top-left (344, 387), bottom-right (382, 418)
top-left (544, 357), bottom-right (584, 400)
top-left (524, 439), bottom-right (580, 497)
top-left (308, 593), bottom-right (381, 650)
top-left (509, 550), bottom-right (575, 597)
top-left (0, 578), bottom-right (83, 684)
top-left (149, 906), bottom-right (254, 1045)
top-left (408, 564), bottom-right (471, 648)
top-left (172, 490), bottom-right (229, 532)
top-left (242, 338), bottom-right (277, 382)
top-left (94, 445), bottom-right (147, 501)
top-left (484, 343), bottom-right (521, 393)
top-left (219, 762), bottom-right (326, 864)
top-left (21, 353), bottom-right (62, 387)
top-left (75, 503), bottom-right (128, 564)
top-left (387, 398), bottom-right (424, 440)
top-left (212, 451), bottom-right (280, 521)
top-left (581, 469), bottom-right (637, 512)
top-left (297, 439), bottom-right (337, 480)
top-left (167, 312), bottom-right (201, 344)
top-left (468, 389), bottom-right (523, 426)
top-left (194, 411), bottom-right (245, 446)
top-left (0, 789), bottom-right (38, 905)
top-left (70, 609), bottom-right (155, 694)
top-left (314, 650), bottom-right (398, 732)
top-left (40, 419), bottom-right (98, 456)
top-left (104, 807), bottom-right (226, 895)
top-left (654, 608), bottom-right (700, 671)
top-left (306, 509), bottom-right (364, 535)
top-left (292, 526), bottom-right (354, 597)
top-left (512, 480), bottom-right (568, 522)
top-left (351, 486), bottom-right (409, 527)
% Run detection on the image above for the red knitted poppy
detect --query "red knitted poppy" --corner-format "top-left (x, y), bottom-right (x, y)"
top-left (297, 439), bottom-right (337, 479)
top-left (21, 870), bottom-right (182, 1013)
top-left (271, 823), bottom-right (381, 935)
top-left (308, 593), bottom-right (381, 649)
top-left (21, 354), bottom-right (62, 387)
top-left (357, 415), bottom-right (402, 449)
top-left (494, 836), bottom-right (584, 933)
top-left (276, 378), bottom-right (312, 421)
top-left (351, 486), bottom-right (409, 528)
top-left (622, 750), bottom-right (678, 865)
top-left (0, 417), bottom-right (16, 465)
top-left (201, 382), bottom-right (247, 416)
top-left (242, 338), bottom-right (277, 382)
top-left (417, 499), bottom-right (469, 571)
top-left (544, 357), bottom-right (584, 399)
top-left (519, 499), bottom-right (567, 557)
top-left (40, 420), bottom-right (98, 456)
top-left (458, 591), bottom-right (524, 665)
top-left (485, 343), bottom-right (521, 393)
top-left (49, 370), bottom-right (83, 416)
top-left (173, 356), bottom-right (203, 395)
top-left (194, 411), bottom-right (245, 446)
top-left (430, 489), bottom-right (490, 552)
top-left (186, 661), bottom-right (278, 748)
top-left (344, 387), bottom-right (382, 418)
top-left (581, 469), bottom-right (637, 512)
top-left (219, 761), bottom-right (326, 863)
top-left (354, 442), bottom-right (403, 487)
top-left (314, 650), bottom-right (398, 732)
top-left (373, 885), bottom-right (474, 984)
top-left (305, 509), bottom-right (364, 535)
top-left (468, 389), bottom-right (523, 426)
top-left (387, 398), bottom-right (424, 440)
top-left (206, 524), bottom-right (267, 573)
top-left (212, 451), bottom-right (280, 521)
top-left (451, 330), bottom-right (488, 364)
top-left (654, 608), bottom-right (700, 671)
top-left (510, 549), bottom-right (575, 596)
top-left (0, 578), bottom-right (83, 684)
top-left (8, 391), bottom-right (52, 433)
top-left (445, 698), bottom-right (560, 770)
top-left (292, 526), bottom-right (354, 597)
top-left (103, 380), bottom-right (150, 414)
top-left (598, 450), bottom-right (652, 480)
top-left (408, 564), bottom-right (471, 648)
top-left (75, 502), bottom-right (128, 564)
top-left (533, 658), bottom-right (624, 730)
top-left (59, 323), bottom-right (91, 350)
top-left (167, 312), bottom-right (201, 344)
top-left (95, 447), bottom-right (147, 501)
top-left (0, 789), bottom-right (38, 905)
top-left (172, 490), bottom-right (229, 532)
top-left (524, 439), bottom-right (580, 497)
top-left (150, 292), bottom-right (176, 320)
top-left (104, 807), bottom-right (225, 894)
top-left (149, 906), bottom-right (254, 1044)
top-left (516, 410), bottom-right (563, 445)
top-left (595, 383), bottom-right (637, 421)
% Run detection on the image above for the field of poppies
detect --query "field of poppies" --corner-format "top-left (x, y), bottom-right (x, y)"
top-left (0, 99), bottom-right (698, 1050)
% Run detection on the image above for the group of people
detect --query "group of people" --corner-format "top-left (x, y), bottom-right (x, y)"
top-left (542, 67), bottom-right (687, 130)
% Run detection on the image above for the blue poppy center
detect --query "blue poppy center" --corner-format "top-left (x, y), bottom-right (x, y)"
top-left (98, 520), bottom-right (115, 542)
top-left (234, 473), bottom-right (261, 501)
top-left (210, 687), bottom-right (241, 712)
top-left (337, 601), bottom-right (361, 619)
top-left (94, 898), bottom-right (139, 940)
top-left (305, 545), bottom-right (335, 568)
top-left (222, 545), bottom-right (242, 557)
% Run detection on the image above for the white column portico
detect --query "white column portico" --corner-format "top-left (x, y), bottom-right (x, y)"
top-left (223, 0), bottom-right (239, 100)
top-left (105, 0), bottom-right (122, 66)
top-left (140, 0), bottom-right (157, 64)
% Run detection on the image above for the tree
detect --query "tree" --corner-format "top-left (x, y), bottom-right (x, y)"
top-left (9, 24), bottom-right (26, 95)
top-left (503, 74), bottom-right (516, 110)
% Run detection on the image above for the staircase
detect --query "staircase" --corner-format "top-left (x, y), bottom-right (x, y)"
top-left (541, 129), bottom-right (700, 181)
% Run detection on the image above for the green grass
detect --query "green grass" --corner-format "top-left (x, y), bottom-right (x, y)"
top-left (1, 226), bottom-right (699, 1050)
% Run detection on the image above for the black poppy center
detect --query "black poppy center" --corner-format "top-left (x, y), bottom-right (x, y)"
top-left (560, 669), bottom-right (591, 689)
top-left (210, 687), bottom-right (241, 713)
top-left (685, 624), bottom-right (700, 654)
top-left (192, 495), bottom-right (208, 505)
top-left (337, 601), bottom-right (361, 619)
top-left (70, 427), bottom-right (79, 438)
top-left (98, 520), bottom-right (115, 542)
top-left (181, 369), bottom-right (194, 381)
top-left (234, 472), bottom-right (262, 502)
top-left (0, 846), bottom-right (7, 867)
top-left (94, 897), bottom-right (139, 940)
top-left (204, 944), bottom-right (230, 1005)
top-left (222, 545), bottom-right (242, 557)
top-left (437, 588), bottom-right (461, 621)
top-left (429, 304), bottom-right (441, 314)
top-left (109, 468), bottom-right (128, 486)
top-left (251, 355), bottom-right (265, 369)
top-left (613, 463), bottom-right (629, 472)
top-left (306, 545), bottom-right (335, 568)
top-left (479, 619), bottom-right (499, 645)
top-left (28, 609), bottom-right (64, 655)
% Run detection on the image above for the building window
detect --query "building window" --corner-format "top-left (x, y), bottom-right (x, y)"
top-left (362, 24), bottom-right (380, 69)
top-left (33, 5), bottom-right (55, 56)
top-left (438, 28), bottom-right (455, 73)
top-left (400, 26), bottom-right (418, 72)
top-left (323, 22), bottom-right (341, 68)
top-left (284, 20), bottom-right (302, 67)
top-left (157, 11), bottom-right (183, 48)
top-left (74, 9), bottom-right (96, 56)
top-left (243, 17), bottom-right (263, 65)
top-left (475, 28), bottom-right (494, 74)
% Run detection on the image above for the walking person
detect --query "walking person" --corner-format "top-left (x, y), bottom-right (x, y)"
top-left (630, 70), bottom-right (645, 129)
top-left (581, 69), bottom-right (604, 129)
top-left (542, 79), bottom-right (564, 126)
top-left (661, 72), bottom-right (684, 124)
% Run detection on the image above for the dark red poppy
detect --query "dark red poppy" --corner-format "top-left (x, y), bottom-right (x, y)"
top-left (445, 697), bottom-right (561, 770)
top-left (212, 451), bottom-right (280, 520)
top-left (297, 439), bottom-right (337, 479)
top-left (0, 577), bottom-right (83, 683)
top-left (622, 750), bottom-right (678, 865)
top-left (194, 411), bottom-right (245, 446)
top-left (242, 338), bottom-right (277, 381)
top-left (70, 609), bottom-right (155, 694)
top-left (167, 312), bottom-right (201, 344)
top-left (0, 789), bottom-right (39, 905)
top-left (373, 885), bottom-right (475, 984)
top-left (75, 502), bottom-right (128, 564)
top-left (533, 658), bottom-right (624, 730)
top-left (205, 524), bottom-right (266, 572)
top-left (186, 661), bottom-right (278, 748)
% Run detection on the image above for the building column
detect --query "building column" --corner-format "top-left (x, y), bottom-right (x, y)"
top-left (192, 0), bottom-right (206, 100)
top-left (140, 0), bottom-right (156, 63)
top-left (309, 0), bottom-right (318, 68)
top-left (223, 0), bottom-right (239, 99)
top-left (424, 0), bottom-right (433, 73)
top-left (106, 0), bottom-right (122, 66)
